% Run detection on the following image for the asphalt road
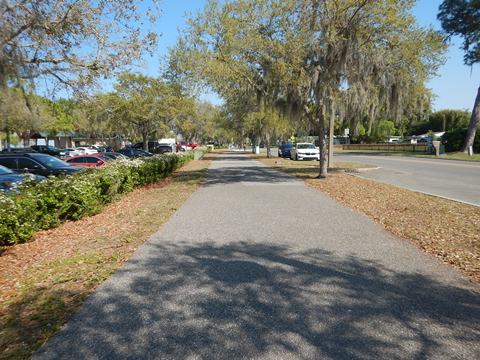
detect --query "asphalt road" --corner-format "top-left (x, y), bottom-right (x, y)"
top-left (35, 154), bottom-right (480, 360)
top-left (334, 152), bottom-right (480, 206)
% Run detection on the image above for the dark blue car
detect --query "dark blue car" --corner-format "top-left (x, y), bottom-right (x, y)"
top-left (278, 143), bottom-right (294, 158)
top-left (0, 165), bottom-right (44, 193)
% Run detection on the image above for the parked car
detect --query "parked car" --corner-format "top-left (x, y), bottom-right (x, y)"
top-left (207, 140), bottom-right (220, 147)
top-left (156, 144), bottom-right (175, 154)
top-left (75, 147), bottom-right (98, 155)
top-left (58, 147), bottom-right (81, 158)
top-left (0, 153), bottom-right (83, 176)
top-left (30, 145), bottom-right (61, 156)
top-left (65, 154), bottom-right (112, 167)
top-left (132, 141), bottom-right (163, 153)
top-left (117, 148), bottom-right (153, 158)
top-left (290, 143), bottom-right (320, 161)
top-left (1, 147), bottom-right (33, 154)
top-left (102, 152), bottom-right (128, 160)
top-left (88, 145), bottom-right (111, 153)
top-left (159, 138), bottom-right (177, 152)
top-left (178, 141), bottom-right (193, 151)
top-left (60, 148), bottom-right (80, 157)
top-left (278, 143), bottom-right (294, 158)
top-left (0, 165), bottom-right (45, 193)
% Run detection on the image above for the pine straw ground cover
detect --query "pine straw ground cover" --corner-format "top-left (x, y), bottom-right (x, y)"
top-left (256, 156), bottom-right (480, 283)
top-left (0, 158), bottom-right (211, 360)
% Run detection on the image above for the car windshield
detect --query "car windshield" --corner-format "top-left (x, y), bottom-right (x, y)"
top-left (29, 153), bottom-right (70, 168)
top-left (0, 165), bottom-right (13, 175)
top-left (283, 144), bottom-right (293, 148)
top-left (297, 144), bottom-right (316, 149)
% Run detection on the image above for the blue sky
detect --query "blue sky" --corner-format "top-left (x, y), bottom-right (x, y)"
top-left (141, 0), bottom-right (478, 111)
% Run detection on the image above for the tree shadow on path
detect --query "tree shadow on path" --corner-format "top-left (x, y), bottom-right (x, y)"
top-left (35, 241), bottom-right (480, 360)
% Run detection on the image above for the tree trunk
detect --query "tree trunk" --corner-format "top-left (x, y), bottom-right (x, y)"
top-left (142, 130), bottom-right (149, 151)
top-left (328, 103), bottom-right (335, 168)
top-left (266, 132), bottom-right (271, 158)
top-left (241, 130), bottom-right (245, 152)
top-left (461, 86), bottom-right (480, 154)
top-left (367, 103), bottom-right (377, 136)
top-left (317, 108), bottom-right (328, 178)
top-left (6, 127), bottom-right (11, 151)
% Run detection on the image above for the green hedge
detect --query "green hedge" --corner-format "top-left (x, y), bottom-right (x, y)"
top-left (442, 128), bottom-right (480, 153)
top-left (0, 153), bottom-right (191, 246)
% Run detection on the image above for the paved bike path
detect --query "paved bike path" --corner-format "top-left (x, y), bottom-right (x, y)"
top-left (35, 154), bottom-right (480, 359)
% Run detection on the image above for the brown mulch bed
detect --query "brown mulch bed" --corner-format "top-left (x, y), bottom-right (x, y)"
top-left (307, 174), bottom-right (480, 283)
top-left (0, 159), bottom-right (209, 302)
top-left (0, 159), bottom-right (210, 359)
top-left (0, 177), bottom-right (171, 300)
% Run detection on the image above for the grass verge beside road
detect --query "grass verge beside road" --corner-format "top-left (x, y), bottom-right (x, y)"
top-left (250, 155), bottom-right (376, 175)
top-left (337, 149), bottom-right (480, 162)
top-left (256, 155), bottom-right (480, 284)
top-left (0, 158), bottom-right (211, 360)
top-left (431, 152), bottom-right (480, 161)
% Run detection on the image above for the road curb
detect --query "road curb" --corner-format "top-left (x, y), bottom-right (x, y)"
top-left (343, 166), bottom-right (381, 173)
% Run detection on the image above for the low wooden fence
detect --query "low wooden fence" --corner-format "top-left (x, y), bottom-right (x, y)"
top-left (342, 143), bottom-right (430, 153)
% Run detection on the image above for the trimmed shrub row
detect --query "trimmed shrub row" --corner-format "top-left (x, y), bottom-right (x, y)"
top-left (0, 153), bottom-right (191, 246)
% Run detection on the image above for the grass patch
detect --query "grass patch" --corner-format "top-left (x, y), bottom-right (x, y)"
top-left (0, 159), bottom-right (211, 360)
top-left (436, 152), bottom-right (480, 162)
top-left (255, 154), bottom-right (480, 284)
top-left (337, 149), bottom-right (480, 162)
top-left (251, 155), bottom-right (375, 179)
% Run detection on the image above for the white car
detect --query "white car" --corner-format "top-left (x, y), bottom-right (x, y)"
top-left (75, 147), bottom-right (98, 155)
top-left (290, 143), bottom-right (320, 161)
top-left (62, 148), bottom-right (81, 157)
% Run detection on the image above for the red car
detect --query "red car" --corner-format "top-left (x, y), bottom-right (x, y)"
top-left (177, 141), bottom-right (199, 151)
top-left (65, 154), bottom-right (110, 167)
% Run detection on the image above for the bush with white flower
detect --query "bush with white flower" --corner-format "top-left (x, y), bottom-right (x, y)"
top-left (0, 153), bottom-right (192, 245)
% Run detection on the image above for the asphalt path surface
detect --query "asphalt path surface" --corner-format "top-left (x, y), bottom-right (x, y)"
top-left (35, 153), bottom-right (480, 359)
top-left (333, 152), bottom-right (480, 206)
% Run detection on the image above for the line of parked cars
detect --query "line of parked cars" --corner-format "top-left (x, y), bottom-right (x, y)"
top-left (278, 142), bottom-right (320, 161)
top-left (130, 140), bottom-right (199, 153)
top-left (0, 145), bottom-right (154, 193)
top-left (0, 140), bottom-right (202, 193)
top-left (0, 164), bottom-right (45, 193)
top-left (0, 152), bottom-right (82, 193)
